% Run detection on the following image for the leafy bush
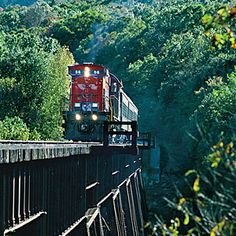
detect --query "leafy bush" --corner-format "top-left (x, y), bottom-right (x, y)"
top-left (0, 116), bottom-right (30, 140)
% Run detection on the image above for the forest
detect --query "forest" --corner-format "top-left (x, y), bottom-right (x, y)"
top-left (0, 0), bottom-right (235, 235)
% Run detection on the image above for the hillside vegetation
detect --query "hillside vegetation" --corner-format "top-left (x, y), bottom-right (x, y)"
top-left (0, 0), bottom-right (235, 234)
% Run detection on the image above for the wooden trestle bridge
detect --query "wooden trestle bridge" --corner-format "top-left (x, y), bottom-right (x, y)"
top-left (0, 122), bottom-right (149, 236)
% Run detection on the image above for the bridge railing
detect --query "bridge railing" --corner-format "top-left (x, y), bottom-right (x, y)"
top-left (103, 121), bottom-right (138, 148)
top-left (0, 142), bottom-right (146, 236)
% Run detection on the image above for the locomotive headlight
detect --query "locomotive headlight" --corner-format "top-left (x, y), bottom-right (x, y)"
top-left (75, 114), bottom-right (82, 121)
top-left (84, 67), bottom-right (90, 77)
top-left (91, 114), bottom-right (98, 121)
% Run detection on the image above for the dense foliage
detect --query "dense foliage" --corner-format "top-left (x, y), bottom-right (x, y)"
top-left (0, 0), bottom-right (236, 234)
top-left (0, 4), bottom-right (74, 140)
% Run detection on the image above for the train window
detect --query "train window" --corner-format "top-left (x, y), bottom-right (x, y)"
top-left (112, 83), bottom-right (117, 93)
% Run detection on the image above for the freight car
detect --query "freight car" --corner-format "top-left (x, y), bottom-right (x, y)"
top-left (64, 63), bottom-right (138, 141)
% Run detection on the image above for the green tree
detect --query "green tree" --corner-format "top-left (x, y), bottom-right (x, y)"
top-left (49, 6), bottom-right (109, 53)
top-left (0, 30), bottom-right (74, 140)
top-left (35, 46), bottom-right (74, 140)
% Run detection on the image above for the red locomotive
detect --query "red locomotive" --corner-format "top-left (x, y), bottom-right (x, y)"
top-left (64, 63), bottom-right (138, 141)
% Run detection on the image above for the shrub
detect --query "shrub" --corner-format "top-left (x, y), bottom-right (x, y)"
top-left (0, 116), bottom-right (30, 140)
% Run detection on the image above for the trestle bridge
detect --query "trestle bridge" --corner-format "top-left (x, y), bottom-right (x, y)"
top-left (0, 122), bottom-right (151, 236)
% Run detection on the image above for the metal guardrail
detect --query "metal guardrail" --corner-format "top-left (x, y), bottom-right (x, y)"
top-left (103, 121), bottom-right (138, 148)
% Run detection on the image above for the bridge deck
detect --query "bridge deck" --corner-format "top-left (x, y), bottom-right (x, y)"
top-left (0, 141), bottom-right (96, 164)
top-left (0, 141), bottom-right (140, 164)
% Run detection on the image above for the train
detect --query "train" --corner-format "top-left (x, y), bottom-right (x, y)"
top-left (64, 63), bottom-right (138, 142)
